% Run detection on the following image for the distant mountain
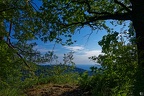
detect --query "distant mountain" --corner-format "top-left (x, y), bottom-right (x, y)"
top-left (36, 65), bottom-right (93, 76)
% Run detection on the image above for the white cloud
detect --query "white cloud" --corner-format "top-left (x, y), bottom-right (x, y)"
top-left (64, 46), bottom-right (84, 52)
top-left (62, 45), bottom-right (102, 64)
top-left (34, 45), bottom-right (102, 64)
top-left (73, 49), bottom-right (102, 64)
top-left (84, 50), bottom-right (102, 57)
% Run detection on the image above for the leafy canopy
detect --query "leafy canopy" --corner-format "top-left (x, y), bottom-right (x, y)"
top-left (0, 0), bottom-right (141, 95)
top-left (86, 30), bottom-right (137, 95)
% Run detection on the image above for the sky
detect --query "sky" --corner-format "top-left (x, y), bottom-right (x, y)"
top-left (35, 21), bottom-right (130, 65)
top-left (30, 1), bottom-right (130, 65)
top-left (35, 27), bottom-right (107, 65)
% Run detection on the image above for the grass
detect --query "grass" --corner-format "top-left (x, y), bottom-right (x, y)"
top-left (0, 88), bottom-right (26, 96)
top-left (0, 65), bottom-right (85, 96)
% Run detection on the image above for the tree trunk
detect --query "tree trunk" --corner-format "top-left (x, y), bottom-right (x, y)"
top-left (131, 0), bottom-right (144, 95)
top-left (0, 37), bottom-right (3, 40)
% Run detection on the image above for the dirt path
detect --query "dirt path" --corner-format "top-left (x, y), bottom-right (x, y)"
top-left (26, 84), bottom-right (90, 96)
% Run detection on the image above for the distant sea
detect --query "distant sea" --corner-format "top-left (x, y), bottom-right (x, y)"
top-left (39, 63), bottom-right (101, 71)
top-left (76, 64), bottom-right (101, 71)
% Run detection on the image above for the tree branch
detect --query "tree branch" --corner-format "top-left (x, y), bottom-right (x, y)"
top-left (5, 41), bottom-right (30, 68)
top-left (0, 37), bottom-right (3, 40)
top-left (114, 0), bottom-right (131, 12)
top-left (92, 13), bottom-right (131, 21)
top-left (6, 21), bottom-right (30, 68)
top-left (61, 13), bottom-right (131, 28)
top-left (29, 1), bottom-right (38, 12)
top-left (7, 21), bottom-right (12, 44)
top-left (69, 0), bottom-right (131, 27)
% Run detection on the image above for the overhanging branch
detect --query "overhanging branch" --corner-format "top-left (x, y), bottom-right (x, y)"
top-left (5, 41), bottom-right (30, 68)
top-left (62, 13), bottom-right (131, 28)
top-left (6, 21), bottom-right (30, 68)
top-left (65, 0), bottom-right (131, 27)
top-left (92, 13), bottom-right (131, 21)
top-left (114, 0), bottom-right (131, 12)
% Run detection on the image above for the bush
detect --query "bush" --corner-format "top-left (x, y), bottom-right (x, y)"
top-left (0, 88), bottom-right (26, 96)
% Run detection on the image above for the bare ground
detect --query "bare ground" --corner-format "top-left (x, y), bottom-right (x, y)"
top-left (26, 84), bottom-right (91, 96)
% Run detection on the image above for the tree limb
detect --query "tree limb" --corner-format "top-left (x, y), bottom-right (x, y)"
top-left (61, 13), bottom-right (131, 28)
top-left (7, 21), bottom-right (12, 44)
top-left (69, 0), bottom-right (131, 27)
top-left (6, 21), bottom-right (30, 68)
top-left (0, 37), bottom-right (3, 40)
top-left (5, 41), bottom-right (30, 68)
top-left (114, 0), bottom-right (131, 12)
top-left (92, 13), bottom-right (131, 21)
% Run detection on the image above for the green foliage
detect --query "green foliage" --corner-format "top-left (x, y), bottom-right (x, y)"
top-left (20, 78), bottom-right (38, 89)
top-left (48, 72), bottom-right (79, 84)
top-left (78, 71), bottom-right (93, 90)
top-left (81, 32), bottom-right (138, 95)
top-left (0, 88), bottom-right (26, 96)
top-left (98, 32), bottom-right (119, 53)
top-left (35, 64), bottom-right (79, 85)
top-left (20, 66), bottom-right (79, 89)
top-left (0, 41), bottom-right (21, 88)
top-left (1, 0), bottom-right (143, 95)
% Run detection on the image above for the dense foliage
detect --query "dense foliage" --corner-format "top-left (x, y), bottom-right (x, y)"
top-left (1, 0), bottom-right (144, 95)
top-left (88, 30), bottom-right (137, 95)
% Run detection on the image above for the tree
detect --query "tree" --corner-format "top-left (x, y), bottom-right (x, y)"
top-left (39, 0), bottom-right (144, 94)
top-left (1, 0), bottom-right (144, 94)
top-left (0, 0), bottom-right (74, 64)
top-left (0, 0), bottom-right (56, 88)
top-left (0, 0), bottom-right (74, 89)
top-left (88, 31), bottom-right (138, 95)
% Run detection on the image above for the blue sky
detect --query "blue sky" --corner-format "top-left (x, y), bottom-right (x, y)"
top-left (30, 1), bottom-right (130, 65)
top-left (34, 21), bottom-right (130, 65)
top-left (34, 26), bottom-right (106, 65)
